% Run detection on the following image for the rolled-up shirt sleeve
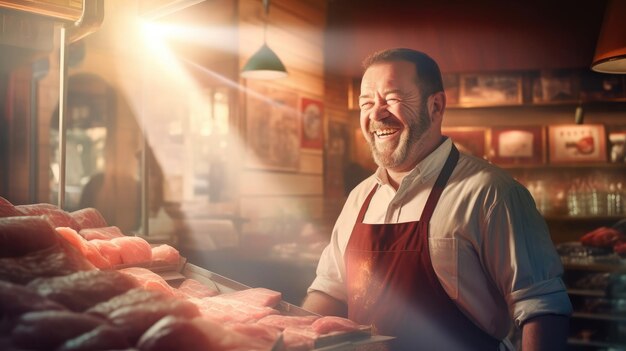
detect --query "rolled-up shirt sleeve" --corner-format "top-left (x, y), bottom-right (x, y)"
top-left (481, 184), bottom-right (573, 328)
top-left (308, 222), bottom-right (347, 302)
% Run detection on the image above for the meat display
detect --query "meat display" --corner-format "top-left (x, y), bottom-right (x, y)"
top-left (27, 270), bottom-right (138, 311)
top-left (151, 244), bottom-right (180, 264)
top-left (16, 203), bottom-right (81, 230)
top-left (0, 198), bottom-right (373, 350)
top-left (79, 226), bottom-right (125, 240)
top-left (111, 236), bottom-right (153, 264)
top-left (70, 207), bottom-right (108, 230)
top-left (175, 278), bottom-right (220, 299)
top-left (10, 310), bottom-right (106, 349)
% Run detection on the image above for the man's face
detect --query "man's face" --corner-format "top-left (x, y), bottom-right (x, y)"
top-left (359, 61), bottom-right (432, 172)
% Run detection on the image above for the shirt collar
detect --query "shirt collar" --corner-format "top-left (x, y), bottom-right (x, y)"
top-left (374, 137), bottom-right (453, 188)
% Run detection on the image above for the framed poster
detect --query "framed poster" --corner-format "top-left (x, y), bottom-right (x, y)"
top-left (459, 73), bottom-right (523, 107)
top-left (531, 70), bottom-right (580, 104)
top-left (300, 97), bottom-right (324, 150)
top-left (548, 124), bottom-right (607, 163)
top-left (245, 81), bottom-right (300, 171)
top-left (442, 127), bottom-right (488, 159)
top-left (489, 126), bottom-right (546, 165)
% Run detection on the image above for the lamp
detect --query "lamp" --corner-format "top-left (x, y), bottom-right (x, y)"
top-left (591, 0), bottom-right (626, 74)
top-left (241, 0), bottom-right (287, 79)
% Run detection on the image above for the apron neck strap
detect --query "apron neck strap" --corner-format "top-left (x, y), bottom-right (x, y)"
top-left (419, 144), bottom-right (459, 224)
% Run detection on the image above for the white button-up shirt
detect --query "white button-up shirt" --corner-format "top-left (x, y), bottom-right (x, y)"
top-left (309, 138), bottom-right (572, 344)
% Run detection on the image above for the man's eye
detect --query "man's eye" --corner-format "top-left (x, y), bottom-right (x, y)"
top-left (387, 98), bottom-right (399, 104)
top-left (360, 102), bottom-right (373, 109)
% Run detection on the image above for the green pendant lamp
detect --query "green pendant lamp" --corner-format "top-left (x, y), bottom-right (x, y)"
top-left (241, 0), bottom-right (288, 79)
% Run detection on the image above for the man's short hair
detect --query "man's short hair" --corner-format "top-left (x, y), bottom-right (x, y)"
top-left (362, 48), bottom-right (444, 99)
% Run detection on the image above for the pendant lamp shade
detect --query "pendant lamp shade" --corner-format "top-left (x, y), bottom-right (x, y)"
top-left (591, 0), bottom-right (626, 74)
top-left (241, 43), bottom-right (288, 79)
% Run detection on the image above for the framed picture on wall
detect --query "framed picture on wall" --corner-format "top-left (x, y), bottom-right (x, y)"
top-left (245, 81), bottom-right (300, 171)
top-left (489, 126), bottom-right (546, 165)
top-left (442, 127), bottom-right (488, 159)
top-left (300, 97), bottom-right (324, 150)
top-left (548, 124), bottom-right (607, 163)
top-left (459, 73), bottom-right (523, 107)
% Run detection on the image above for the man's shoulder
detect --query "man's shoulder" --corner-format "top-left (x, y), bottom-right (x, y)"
top-left (455, 153), bottom-right (521, 192)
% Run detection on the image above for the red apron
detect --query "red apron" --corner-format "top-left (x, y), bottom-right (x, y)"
top-left (345, 146), bottom-right (500, 350)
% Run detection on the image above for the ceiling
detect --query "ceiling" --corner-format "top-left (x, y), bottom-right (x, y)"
top-left (324, 0), bottom-right (609, 77)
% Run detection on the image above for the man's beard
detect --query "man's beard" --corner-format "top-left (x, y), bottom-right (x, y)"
top-left (367, 103), bottom-right (431, 169)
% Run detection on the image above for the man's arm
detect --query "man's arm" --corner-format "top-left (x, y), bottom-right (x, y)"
top-left (302, 290), bottom-right (348, 317)
top-left (522, 314), bottom-right (569, 351)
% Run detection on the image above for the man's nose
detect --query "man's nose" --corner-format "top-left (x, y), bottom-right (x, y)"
top-left (370, 101), bottom-right (390, 121)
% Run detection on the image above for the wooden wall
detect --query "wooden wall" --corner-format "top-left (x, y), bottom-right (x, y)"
top-left (237, 0), bottom-right (328, 240)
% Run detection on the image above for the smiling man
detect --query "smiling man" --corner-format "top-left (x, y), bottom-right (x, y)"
top-left (302, 48), bottom-right (572, 350)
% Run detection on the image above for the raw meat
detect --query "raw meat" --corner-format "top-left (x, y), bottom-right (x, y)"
top-left (57, 325), bottom-right (130, 351)
top-left (282, 327), bottom-right (318, 351)
top-left (87, 287), bottom-right (169, 318)
top-left (90, 239), bottom-right (122, 266)
top-left (70, 207), bottom-right (107, 230)
top-left (151, 244), bottom-right (180, 265)
top-left (27, 270), bottom-right (138, 311)
top-left (137, 316), bottom-right (212, 351)
top-left (0, 234), bottom-right (95, 284)
top-left (257, 315), bottom-right (319, 330)
top-left (16, 203), bottom-right (81, 230)
top-left (0, 196), bottom-right (21, 217)
top-left (111, 236), bottom-right (152, 264)
top-left (193, 296), bottom-right (279, 323)
top-left (109, 298), bottom-right (201, 343)
top-left (0, 280), bottom-right (66, 333)
top-left (118, 267), bottom-right (173, 295)
top-left (10, 310), bottom-right (105, 350)
top-left (0, 215), bottom-right (59, 258)
top-left (212, 287), bottom-right (282, 308)
top-left (175, 278), bottom-right (219, 299)
top-left (79, 226), bottom-right (125, 240)
top-left (310, 316), bottom-right (361, 334)
top-left (56, 227), bottom-right (112, 269)
top-left (191, 317), bottom-right (274, 351)
top-left (227, 322), bottom-right (281, 343)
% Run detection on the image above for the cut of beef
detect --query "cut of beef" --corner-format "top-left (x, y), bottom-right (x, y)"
top-left (79, 226), bottom-right (125, 240)
top-left (0, 235), bottom-right (95, 284)
top-left (109, 298), bottom-right (201, 343)
top-left (193, 296), bottom-right (279, 323)
top-left (56, 325), bottom-right (131, 351)
top-left (16, 203), bottom-right (81, 231)
top-left (175, 278), bottom-right (219, 299)
top-left (27, 270), bottom-right (138, 311)
top-left (0, 196), bottom-right (21, 218)
top-left (90, 239), bottom-right (122, 266)
top-left (70, 208), bottom-right (108, 230)
top-left (111, 236), bottom-right (152, 264)
top-left (137, 316), bottom-right (211, 351)
top-left (10, 310), bottom-right (105, 350)
top-left (257, 315), bottom-right (319, 331)
top-left (86, 288), bottom-right (169, 318)
top-left (0, 216), bottom-right (59, 258)
top-left (212, 287), bottom-right (282, 308)
top-left (151, 244), bottom-right (180, 265)
top-left (310, 316), bottom-right (361, 334)
top-left (118, 267), bottom-right (173, 295)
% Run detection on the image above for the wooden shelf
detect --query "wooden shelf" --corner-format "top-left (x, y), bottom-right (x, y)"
top-left (572, 312), bottom-right (626, 322)
top-left (568, 338), bottom-right (626, 349)
top-left (500, 163), bottom-right (626, 170)
top-left (563, 261), bottom-right (626, 273)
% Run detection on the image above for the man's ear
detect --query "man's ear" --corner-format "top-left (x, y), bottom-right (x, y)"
top-left (429, 91), bottom-right (446, 120)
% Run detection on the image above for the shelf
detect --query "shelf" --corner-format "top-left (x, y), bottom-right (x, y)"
top-left (563, 261), bottom-right (626, 273)
top-left (546, 215), bottom-right (625, 222)
top-left (568, 289), bottom-right (607, 297)
top-left (572, 312), bottom-right (626, 322)
top-left (568, 338), bottom-right (626, 349)
top-left (500, 163), bottom-right (626, 170)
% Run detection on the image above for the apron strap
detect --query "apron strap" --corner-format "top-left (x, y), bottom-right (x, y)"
top-left (419, 144), bottom-right (459, 224)
top-left (356, 184), bottom-right (378, 224)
